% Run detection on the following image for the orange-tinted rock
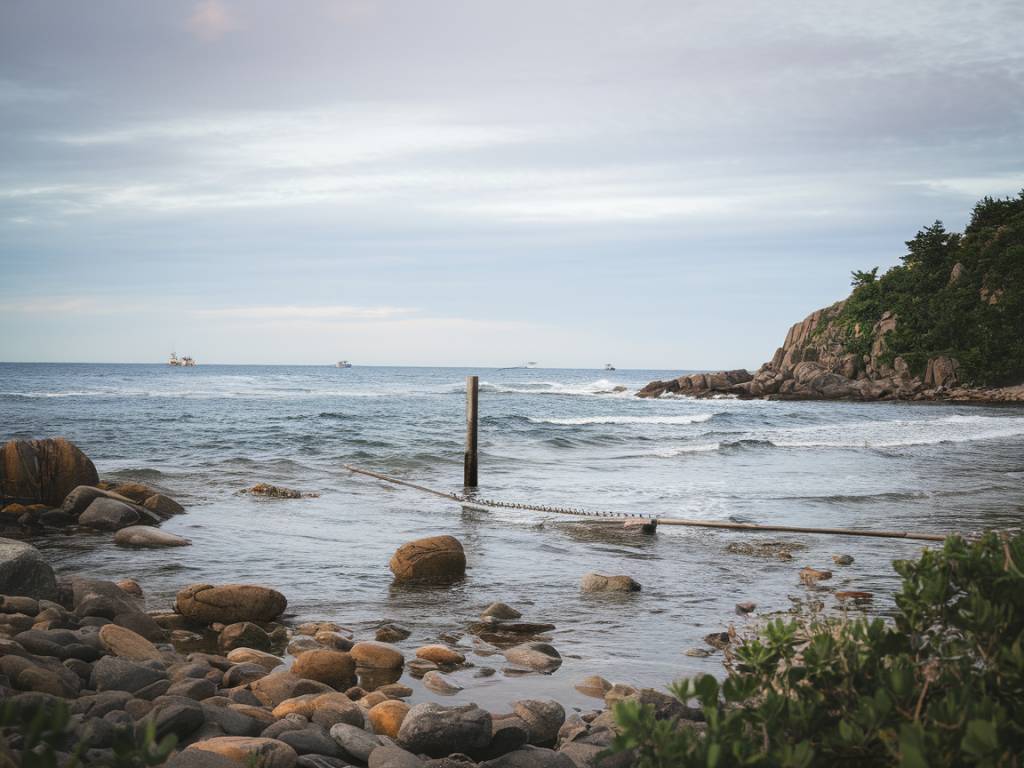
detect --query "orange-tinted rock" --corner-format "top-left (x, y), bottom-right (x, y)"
top-left (176, 583), bottom-right (286, 624)
top-left (350, 641), bottom-right (404, 670)
top-left (415, 645), bottom-right (465, 666)
top-left (186, 737), bottom-right (297, 767)
top-left (290, 649), bottom-right (356, 690)
top-left (0, 438), bottom-right (98, 507)
top-left (389, 536), bottom-right (466, 583)
top-left (369, 699), bottom-right (410, 738)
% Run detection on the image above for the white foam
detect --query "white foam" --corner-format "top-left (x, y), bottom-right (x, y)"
top-left (531, 414), bottom-right (715, 426)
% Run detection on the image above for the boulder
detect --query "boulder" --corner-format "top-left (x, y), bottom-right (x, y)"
top-left (368, 746), bottom-right (425, 767)
top-left (90, 656), bottom-right (167, 694)
top-left (503, 642), bottom-right (562, 673)
top-left (226, 647), bottom-right (284, 672)
top-left (143, 493), bottom-right (185, 517)
top-left (176, 583), bottom-right (287, 624)
top-left (250, 672), bottom-right (333, 708)
top-left (112, 482), bottom-right (157, 504)
top-left (277, 725), bottom-right (343, 758)
top-left (98, 624), bottom-right (163, 661)
top-left (422, 671), bottom-right (462, 695)
top-left (368, 699), bottom-right (410, 738)
top-left (79, 498), bottom-right (140, 531)
top-left (513, 700), bottom-right (565, 747)
top-left (397, 702), bottom-right (492, 758)
top-left (0, 438), bottom-right (98, 507)
top-left (580, 573), bottom-right (640, 593)
top-left (290, 649), bottom-right (356, 690)
top-left (187, 737), bottom-right (298, 768)
top-left (114, 526), bottom-right (191, 547)
top-left (389, 536), bottom-right (466, 583)
top-left (481, 602), bottom-right (521, 620)
top-left (480, 746), bottom-right (575, 767)
top-left (350, 641), bottom-right (404, 669)
top-left (0, 537), bottom-right (58, 600)
top-left (218, 622), bottom-right (271, 653)
top-left (924, 356), bottom-right (961, 389)
top-left (415, 645), bottom-right (465, 666)
top-left (329, 722), bottom-right (381, 762)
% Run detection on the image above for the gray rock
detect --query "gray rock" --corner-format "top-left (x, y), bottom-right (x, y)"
top-left (167, 677), bottom-right (217, 701)
top-left (146, 695), bottom-right (205, 740)
top-left (559, 741), bottom-right (632, 768)
top-left (502, 642), bottom-right (562, 673)
top-left (0, 537), bottom-right (58, 600)
top-left (114, 526), bottom-right (191, 548)
top-left (90, 656), bottom-right (166, 694)
top-left (62, 485), bottom-right (112, 517)
top-left (330, 722), bottom-right (381, 762)
top-left (280, 725), bottom-right (344, 757)
top-left (397, 702), bottom-right (492, 758)
top-left (79, 498), bottom-right (140, 531)
top-left (165, 751), bottom-right (239, 768)
top-left (369, 745), bottom-right (425, 768)
top-left (297, 757), bottom-right (355, 768)
top-left (481, 602), bottom-right (521, 620)
top-left (513, 700), bottom-right (565, 747)
top-left (222, 661), bottom-right (270, 688)
top-left (200, 701), bottom-right (264, 737)
top-left (480, 746), bottom-right (575, 767)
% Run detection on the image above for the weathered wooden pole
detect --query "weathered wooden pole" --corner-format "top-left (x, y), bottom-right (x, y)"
top-left (464, 375), bottom-right (479, 488)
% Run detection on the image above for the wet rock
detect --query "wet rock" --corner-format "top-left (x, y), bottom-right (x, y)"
top-left (574, 676), bottom-right (612, 698)
top-left (685, 648), bottom-right (711, 657)
top-left (835, 590), bottom-right (873, 601)
top-left (201, 701), bottom-right (265, 737)
top-left (79, 498), bottom-right (140, 531)
top-left (250, 672), bottom-right (334, 707)
top-left (703, 632), bottom-right (731, 651)
top-left (369, 699), bottom-right (410, 738)
top-left (579, 573), bottom-right (640, 593)
top-left (369, 745), bottom-right (425, 768)
top-left (799, 567), bottom-right (833, 585)
top-left (481, 602), bottom-right (521, 620)
top-left (39, 510), bottom-right (75, 527)
top-left (291, 649), bottom-right (356, 690)
top-left (241, 483), bottom-right (319, 499)
top-left (422, 670), bottom-right (463, 695)
top-left (143, 493), bottom-right (185, 517)
top-left (415, 645), bottom-right (465, 666)
top-left (375, 623), bottom-right (412, 643)
top-left (724, 540), bottom-right (805, 561)
top-left (186, 736), bottom-right (299, 767)
top-left (514, 699), bottom-right (565, 747)
top-left (398, 702), bottom-right (492, 758)
top-left (330, 722), bottom-right (382, 762)
top-left (289, 635), bottom-right (322, 655)
top-left (389, 536), bottom-right (466, 584)
top-left (315, 630), bottom-right (354, 652)
top-left (0, 595), bottom-right (40, 615)
top-left (176, 583), bottom-right (287, 624)
top-left (279, 725), bottom-right (344, 758)
top-left (735, 601), bottom-right (756, 614)
top-left (114, 526), bottom-right (191, 548)
top-left (357, 666), bottom-right (403, 691)
top-left (350, 641), bottom-right (404, 669)
top-left (406, 658), bottom-right (439, 677)
top-left (0, 538), bottom-right (58, 600)
top-left (226, 647), bottom-right (284, 672)
top-left (219, 622), bottom-right (271, 653)
top-left (98, 624), bottom-right (163, 661)
top-left (502, 642), bottom-right (562, 673)
top-left (0, 438), bottom-right (98, 507)
top-left (832, 554), bottom-right (855, 566)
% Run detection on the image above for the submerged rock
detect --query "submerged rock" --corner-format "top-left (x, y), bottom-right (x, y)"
top-left (176, 583), bottom-right (287, 624)
top-left (114, 526), bottom-right (191, 548)
top-left (79, 498), bottom-right (140, 531)
top-left (389, 535), bottom-right (467, 584)
top-left (503, 642), bottom-right (562, 673)
top-left (241, 483), bottom-right (318, 499)
top-left (580, 573), bottom-right (641, 593)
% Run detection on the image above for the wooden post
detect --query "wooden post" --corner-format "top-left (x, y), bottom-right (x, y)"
top-left (464, 375), bottom-right (479, 488)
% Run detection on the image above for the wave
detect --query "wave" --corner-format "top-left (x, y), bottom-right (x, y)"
top-left (530, 414), bottom-right (715, 426)
top-left (474, 379), bottom-right (634, 398)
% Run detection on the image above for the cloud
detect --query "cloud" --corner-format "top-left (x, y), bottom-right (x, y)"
top-left (195, 305), bottom-right (418, 321)
top-left (187, 0), bottom-right (236, 42)
top-left (0, 297), bottom-right (136, 315)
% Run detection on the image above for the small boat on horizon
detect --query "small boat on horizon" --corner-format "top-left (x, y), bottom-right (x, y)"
top-left (168, 352), bottom-right (197, 367)
top-left (336, 361), bottom-right (352, 368)
top-left (604, 363), bottom-right (616, 371)
top-left (499, 361), bottom-right (539, 370)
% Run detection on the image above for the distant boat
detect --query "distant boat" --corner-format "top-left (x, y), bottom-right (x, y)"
top-left (604, 363), bottom-right (616, 371)
top-left (168, 352), bottom-right (197, 367)
top-left (336, 361), bottom-right (352, 368)
top-left (499, 361), bottom-right (539, 370)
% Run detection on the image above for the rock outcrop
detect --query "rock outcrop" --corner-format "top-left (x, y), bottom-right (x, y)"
top-left (0, 438), bottom-right (98, 507)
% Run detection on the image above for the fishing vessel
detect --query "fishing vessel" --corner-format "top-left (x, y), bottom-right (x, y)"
top-left (168, 352), bottom-right (197, 367)
top-left (336, 361), bottom-right (352, 368)
top-left (604, 363), bottom-right (616, 371)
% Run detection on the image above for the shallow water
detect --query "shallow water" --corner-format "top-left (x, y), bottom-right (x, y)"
top-left (2, 363), bottom-right (1023, 711)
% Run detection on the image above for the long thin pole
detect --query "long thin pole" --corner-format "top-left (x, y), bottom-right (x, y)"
top-left (464, 375), bottom-right (479, 488)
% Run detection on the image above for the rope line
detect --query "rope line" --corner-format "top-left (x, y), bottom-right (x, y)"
top-left (343, 464), bottom-right (947, 542)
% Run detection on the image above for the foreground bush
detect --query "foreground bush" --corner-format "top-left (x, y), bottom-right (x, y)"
top-left (611, 531), bottom-right (1024, 767)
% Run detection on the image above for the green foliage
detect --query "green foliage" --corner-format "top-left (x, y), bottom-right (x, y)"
top-left (831, 191), bottom-right (1024, 385)
top-left (0, 700), bottom-right (175, 768)
top-left (609, 531), bottom-right (1024, 767)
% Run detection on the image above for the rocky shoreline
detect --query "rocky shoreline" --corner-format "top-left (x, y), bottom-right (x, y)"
top-left (636, 303), bottom-right (1024, 402)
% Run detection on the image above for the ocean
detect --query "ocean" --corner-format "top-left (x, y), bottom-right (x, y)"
top-left (2, 362), bottom-right (1023, 710)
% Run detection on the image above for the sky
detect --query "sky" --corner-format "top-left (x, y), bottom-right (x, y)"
top-left (1, 1), bottom-right (1023, 368)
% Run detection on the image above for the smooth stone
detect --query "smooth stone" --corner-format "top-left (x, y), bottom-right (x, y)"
top-left (186, 737), bottom-right (298, 768)
top-left (0, 595), bottom-right (40, 615)
top-left (167, 677), bottom-right (217, 701)
top-left (375, 624), bottom-right (411, 643)
top-left (735, 601), bottom-right (757, 614)
top-left (396, 702), bottom-right (492, 758)
top-left (219, 622), bottom-right (271, 653)
top-left (114, 526), bottom-right (191, 548)
top-left (146, 694), bottom-right (206, 740)
top-left (98, 624), bottom-right (163, 661)
top-left (291, 649), bottom-right (356, 690)
top-left (296, 757), bottom-right (353, 768)
top-left (832, 554), bottom-right (855, 566)
top-left (278, 725), bottom-right (343, 758)
top-left (502, 642), bottom-right (562, 673)
top-left (315, 630), bottom-right (354, 652)
top-left (480, 746), bottom-right (575, 767)
top-left (481, 602), bottom-right (522, 620)
top-left (201, 701), bottom-right (264, 737)
top-left (415, 645), bottom-right (465, 666)
top-left (330, 722), bottom-right (381, 762)
top-left (389, 536), bottom-right (466, 584)
top-left (79, 498), bottom-right (140, 531)
top-left (513, 700), bottom-right (565, 747)
top-left (226, 647), bottom-right (284, 672)
top-left (579, 573), bottom-right (641, 593)
top-left (288, 636), bottom-right (322, 655)
top-left (350, 641), bottom-right (404, 670)
top-left (422, 671), bottom-right (463, 695)
top-left (368, 745), bottom-right (425, 768)
top-left (143, 493), bottom-right (185, 517)
top-left (574, 676), bottom-right (612, 698)
top-left (0, 538), bottom-right (58, 600)
top-left (799, 567), bottom-right (833, 585)
top-left (90, 656), bottom-right (166, 694)
top-left (250, 672), bottom-right (334, 707)
top-left (0, 438), bottom-right (98, 507)
top-left (176, 583), bottom-right (287, 624)
top-left (368, 699), bottom-right (410, 739)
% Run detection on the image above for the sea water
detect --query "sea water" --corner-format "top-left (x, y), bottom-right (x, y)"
top-left (2, 363), bottom-right (1023, 710)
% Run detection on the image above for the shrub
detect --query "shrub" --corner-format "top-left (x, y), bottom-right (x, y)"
top-left (610, 531), bottom-right (1024, 767)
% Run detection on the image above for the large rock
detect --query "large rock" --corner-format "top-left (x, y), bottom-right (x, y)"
top-left (143, 493), bottom-right (185, 517)
top-left (90, 656), bottom-right (167, 694)
top-left (349, 641), bottom-right (404, 670)
top-left (71, 577), bottom-right (165, 641)
top-left (389, 536), bottom-right (466, 583)
top-left (0, 438), bottom-right (98, 507)
top-left (98, 624), bottom-right (163, 661)
top-left (580, 573), bottom-right (641, 593)
top-left (79, 498), bottom-right (140, 531)
top-left (503, 642), bottom-right (562, 673)
top-left (0, 538), bottom-right (58, 600)
top-left (176, 583), bottom-right (287, 624)
top-left (186, 737), bottom-right (298, 768)
top-left (249, 673), bottom-right (333, 708)
top-left (513, 700), bottom-right (565, 747)
top-left (397, 702), bottom-right (492, 758)
top-left (114, 526), bottom-right (191, 547)
top-left (290, 649), bottom-right (356, 690)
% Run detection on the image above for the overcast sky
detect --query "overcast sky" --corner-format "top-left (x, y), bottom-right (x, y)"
top-left (1, 1), bottom-right (1022, 368)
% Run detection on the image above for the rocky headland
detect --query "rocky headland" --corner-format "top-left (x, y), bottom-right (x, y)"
top-left (639, 193), bottom-right (1024, 403)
